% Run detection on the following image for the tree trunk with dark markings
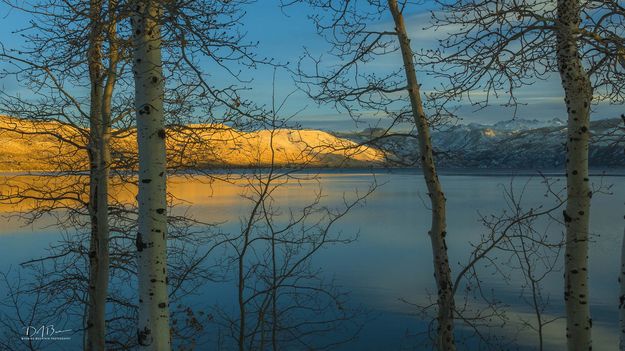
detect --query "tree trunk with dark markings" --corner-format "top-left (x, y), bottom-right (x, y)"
top-left (555, 0), bottom-right (593, 349)
top-left (132, 0), bottom-right (171, 349)
top-left (85, 0), bottom-right (108, 348)
top-left (387, 1), bottom-right (456, 349)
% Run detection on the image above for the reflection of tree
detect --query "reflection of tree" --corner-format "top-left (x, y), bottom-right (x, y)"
top-left (423, 2), bottom-right (623, 348)
top-left (0, 0), bottom-right (277, 348)
top-left (0, 56), bottom-right (380, 351)
top-left (219, 169), bottom-right (374, 350)
top-left (0, 0), bottom-right (133, 347)
top-left (279, 1), bottom-right (458, 347)
top-left (0, 0), bottom-right (383, 346)
top-left (406, 176), bottom-right (567, 350)
top-left (204, 81), bottom-right (376, 350)
top-left (0, 174), bottom-right (227, 350)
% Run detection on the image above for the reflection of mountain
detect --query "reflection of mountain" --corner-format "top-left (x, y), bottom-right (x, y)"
top-left (339, 118), bottom-right (625, 169)
top-left (0, 116), bottom-right (385, 171)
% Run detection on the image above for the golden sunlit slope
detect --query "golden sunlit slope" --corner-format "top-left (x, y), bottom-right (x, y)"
top-left (0, 115), bottom-right (89, 171)
top-left (0, 116), bottom-right (385, 171)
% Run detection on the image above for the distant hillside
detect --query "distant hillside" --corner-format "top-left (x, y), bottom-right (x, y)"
top-left (0, 116), bottom-right (385, 172)
top-left (339, 118), bottom-right (625, 169)
top-left (3, 115), bottom-right (623, 171)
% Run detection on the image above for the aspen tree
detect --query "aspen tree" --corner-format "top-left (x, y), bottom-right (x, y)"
top-left (85, 0), bottom-right (120, 348)
top-left (556, 1), bottom-right (593, 348)
top-left (282, 0), bottom-right (458, 347)
top-left (421, 0), bottom-right (623, 348)
top-left (85, 0), bottom-right (107, 348)
top-left (387, 1), bottom-right (455, 349)
top-left (620, 222), bottom-right (625, 351)
top-left (132, 0), bottom-right (171, 349)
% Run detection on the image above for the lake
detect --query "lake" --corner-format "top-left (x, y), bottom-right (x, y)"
top-left (0, 169), bottom-right (623, 350)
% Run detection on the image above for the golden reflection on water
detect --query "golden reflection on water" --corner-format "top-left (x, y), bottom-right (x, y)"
top-left (0, 172), bottom-right (622, 350)
top-left (0, 172), bottom-right (366, 231)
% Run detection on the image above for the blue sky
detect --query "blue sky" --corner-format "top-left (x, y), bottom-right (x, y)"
top-left (0, 1), bottom-right (622, 131)
top-left (239, 1), bottom-right (622, 129)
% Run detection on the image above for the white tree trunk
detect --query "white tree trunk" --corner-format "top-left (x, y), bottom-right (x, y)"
top-left (85, 1), bottom-right (119, 348)
top-left (132, 0), bottom-right (171, 349)
top-left (620, 222), bottom-right (625, 351)
top-left (555, 0), bottom-right (593, 349)
top-left (387, 1), bottom-right (456, 349)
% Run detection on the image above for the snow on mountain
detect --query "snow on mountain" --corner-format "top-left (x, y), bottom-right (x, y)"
top-left (491, 117), bottom-right (566, 131)
top-left (338, 118), bottom-right (625, 169)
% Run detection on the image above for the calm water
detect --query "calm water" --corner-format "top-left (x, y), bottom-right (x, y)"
top-left (0, 169), bottom-right (623, 350)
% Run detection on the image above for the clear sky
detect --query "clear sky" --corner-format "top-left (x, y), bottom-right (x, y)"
top-left (0, 1), bottom-right (622, 131)
top-left (240, 1), bottom-right (622, 130)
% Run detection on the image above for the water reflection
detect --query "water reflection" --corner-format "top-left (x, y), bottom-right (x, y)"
top-left (0, 170), bottom-right (622, 350)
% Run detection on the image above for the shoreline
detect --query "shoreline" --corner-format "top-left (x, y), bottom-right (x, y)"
top-left (2, 167), bottom-right (625, 177)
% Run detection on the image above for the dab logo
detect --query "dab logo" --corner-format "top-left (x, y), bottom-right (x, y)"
top-left (22, 325), bottom-right (72, 341)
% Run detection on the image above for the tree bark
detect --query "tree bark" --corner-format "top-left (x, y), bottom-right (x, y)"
top-left (387, 1), bottom-right (456, 350)
top-left (132, 0), bottom-right (171, 349)
top-left (86, 0), bottom-right (108, 348)
top-left (555, 0), bottom-right (593, 349)
top-left (620, 222), bottom-right (625, 351)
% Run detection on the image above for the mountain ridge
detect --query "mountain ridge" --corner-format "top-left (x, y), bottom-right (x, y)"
top-left (1, 115), bottom-right (623, 171)
top-left (338, 117), bottom-right (625, 169)
top-left (0, 115), bottom-right (386, 172)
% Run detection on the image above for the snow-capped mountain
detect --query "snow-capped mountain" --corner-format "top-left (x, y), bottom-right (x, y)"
top-left (338, 118), bottom-right (625, 169)
top-left (489, 117), bottom-right (566, 131)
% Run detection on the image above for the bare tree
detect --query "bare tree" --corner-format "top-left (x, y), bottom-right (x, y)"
top-left (556, 1), bottom-right (593, 347)
top-left (403, 176), bottom-right (566, 349)
top-left (220, 168), bottom-right (372, 351)
top-left (621, 218), bottom-right (625, 351)
top-left (204, 79), bottom-right (376, 351)
top-left (0, 0), bottom-right (128, 348)
top-left (614, 118), bottom-right (625, 351)
top-left (421, 1), bottom-right (624, 348)
top-left (386, 2), bottom-right (455, 349)
top-left (280, 0), bottom-right (457, 348)
top-left (1, 0), bottom-right (281, 346)
top-left (86, 0), bottom-right (123, 347)
top-left (131, 0), bottom-right (171, 348)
